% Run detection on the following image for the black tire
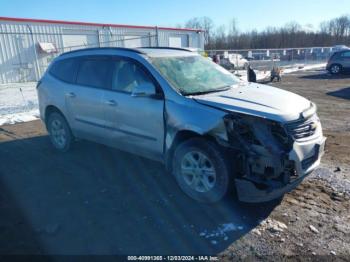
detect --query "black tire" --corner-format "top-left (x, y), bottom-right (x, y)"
top-left (47, 112), bottom-right (73, 152)
top-left (329, 64), bottom-right (342, 75)
top-left (172, 138), bottom-right (231, 203)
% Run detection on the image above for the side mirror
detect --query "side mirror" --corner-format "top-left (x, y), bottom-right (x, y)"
top-left (131, 83), bottom-right (156, 97)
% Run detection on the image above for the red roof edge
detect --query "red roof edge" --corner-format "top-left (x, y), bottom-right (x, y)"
top-left (0, 16), bottom-right (204, 32)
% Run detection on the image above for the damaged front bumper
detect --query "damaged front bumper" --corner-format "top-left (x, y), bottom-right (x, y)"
top-left (235, 135), bottom-right (326, 203)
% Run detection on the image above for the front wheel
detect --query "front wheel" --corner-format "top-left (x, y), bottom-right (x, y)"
top-left (172, 138), bottom-right (231, 203)
top-left (329, 64), bottom-right (341, 75)
top-left (47, 112), bottom-right (73, 152)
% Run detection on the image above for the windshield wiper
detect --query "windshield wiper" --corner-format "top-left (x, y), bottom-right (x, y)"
top-left (183, 85), bottom-right (232, 96)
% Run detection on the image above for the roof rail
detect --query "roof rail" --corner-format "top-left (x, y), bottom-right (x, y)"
top-left (139, 46), bottom-right (193, 52)
top-left (59, 47), bottom-right (146, 57)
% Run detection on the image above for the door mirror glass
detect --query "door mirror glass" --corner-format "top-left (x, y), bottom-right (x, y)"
top-left (131, 83), bottom-right (156, 97)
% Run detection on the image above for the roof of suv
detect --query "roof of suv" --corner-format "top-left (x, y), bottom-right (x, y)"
top-left (59, 47), bottom-right (199, 58)
top-left (139, 47), bottom-right (198, 57)
top-left (337, 49), bottom-right (350, 53)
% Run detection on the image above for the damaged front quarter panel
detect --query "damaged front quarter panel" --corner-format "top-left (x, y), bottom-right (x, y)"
top-left (165, 100), bottom-right (228, 146)
top-left (164, 99), bottom-right (229, 168)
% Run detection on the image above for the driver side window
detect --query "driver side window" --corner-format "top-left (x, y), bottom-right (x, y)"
top-left (111, 59), bottom-right (155, 93)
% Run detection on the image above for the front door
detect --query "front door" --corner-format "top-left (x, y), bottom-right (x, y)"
top-left (103, 58), bottom-right (164, 159)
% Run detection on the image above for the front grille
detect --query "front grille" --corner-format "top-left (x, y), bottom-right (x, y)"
top-left (285, 115), bottom-right (318, 141)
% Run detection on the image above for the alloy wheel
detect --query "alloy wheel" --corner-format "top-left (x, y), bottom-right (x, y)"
top-left (331, 65), bottom-right (340, 74)
top-left (181, 151), bottom-right (216, 193)
top-left (50, 119), bottom-right (67, 149)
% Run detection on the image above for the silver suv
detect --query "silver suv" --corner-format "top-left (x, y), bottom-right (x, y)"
top-left (37, 47), bottom-right (326, 203)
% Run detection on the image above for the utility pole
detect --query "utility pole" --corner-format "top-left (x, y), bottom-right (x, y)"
top-left (27, 25), bottom-right (41, 81)
top-left (155, 26), bottom-right (159, 47)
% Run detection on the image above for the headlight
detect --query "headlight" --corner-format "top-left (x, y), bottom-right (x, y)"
top-left (301, 102), bottom-right (317, 119)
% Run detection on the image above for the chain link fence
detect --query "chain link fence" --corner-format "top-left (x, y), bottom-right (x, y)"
top-left (0, 29), bottom-right (159, 84)
top-left (206, 47), bottom-right (332, 72)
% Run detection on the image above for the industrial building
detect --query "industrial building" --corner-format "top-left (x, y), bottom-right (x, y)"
top-left (0, 17), bottom-right (204, 84)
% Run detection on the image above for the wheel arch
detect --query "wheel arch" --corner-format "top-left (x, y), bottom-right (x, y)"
top-left (44, 105), bottom-right (66, 127)
top-left (165, 129), bottom-right (220, 172)
top-left (45, 105), bottom-right (74, 152)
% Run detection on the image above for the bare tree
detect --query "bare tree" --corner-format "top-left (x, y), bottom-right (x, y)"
top-left (213, 25), bottom-right (227, 49)
top-left (319, 15), bottom-right (350, 40)
top-left (185, 14), bottom-right (350, 50)
top-left (185, 16), bottom-right (214, 45)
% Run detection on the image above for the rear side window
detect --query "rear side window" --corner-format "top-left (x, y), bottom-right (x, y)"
top-left (50, 58), bottom-right (78, 83)
top-left (76, 58), bottom-right (112, 89)
top-left (341, 51), bottom-right (350, 58)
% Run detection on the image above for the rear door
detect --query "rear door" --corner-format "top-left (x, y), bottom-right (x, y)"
top-left (102, 58), bottom-right (164, 159)
top-left (65, 56), bottom-right (112, 142)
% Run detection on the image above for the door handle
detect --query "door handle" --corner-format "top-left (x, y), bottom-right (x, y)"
top-left (105, 100), bottom-right (118, 106)
top-left (66, 92), bottom-right (76, 98)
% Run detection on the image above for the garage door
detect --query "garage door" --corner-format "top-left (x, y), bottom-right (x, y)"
top-left (124, 35), bottom-right (150, 48)
top-left (169, 35), bottom-right (189, 48)
top-left (62, 30), bottom-right (99, 51)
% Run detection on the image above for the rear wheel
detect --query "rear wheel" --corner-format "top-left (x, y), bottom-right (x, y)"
top-left (47, 112), bottom-right (73, 152)
top-left (329, 64), bottom-right (342, 75)
top-left (172, 138), bottom-right (231, 203)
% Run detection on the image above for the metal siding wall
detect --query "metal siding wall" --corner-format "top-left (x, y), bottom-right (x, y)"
top-left (157, 30), bottom-right (203, 48)
top-left (108, 27), bottom-right (155, 47)
top-left (0, 22), bottom-right (25, 83)
top-left (0, 20), bottom-right (203, 84)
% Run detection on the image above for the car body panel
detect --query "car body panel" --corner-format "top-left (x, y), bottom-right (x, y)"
top-left (65, 84), bottom-right (107, 143)
top-left (164, 99), bottom-right (227, 151)
top-left (192, 82), bottom-right (311, 122)
top-left (102, 89), bottom-right (164, 160)
top-left (38, 74), bottom-right (69, 124)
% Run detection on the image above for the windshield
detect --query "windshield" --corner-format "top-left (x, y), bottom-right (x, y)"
top-left (150, 55), bottom-right (239, 95)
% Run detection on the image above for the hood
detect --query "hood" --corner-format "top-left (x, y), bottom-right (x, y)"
top-left (193, 82), bottom-right (311, 122)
